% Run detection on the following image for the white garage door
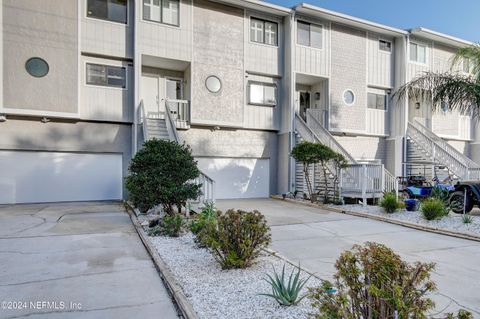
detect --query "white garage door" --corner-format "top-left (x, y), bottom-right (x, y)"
top-left (196, 158), bottom-right (269, 199)
top-left (0, 151), bottom-right (123, 204)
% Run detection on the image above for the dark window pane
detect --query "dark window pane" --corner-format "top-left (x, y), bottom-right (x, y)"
top-left (87, 0), bottom-right (127, 24)
top-left (108, 0), bottom-right (127, 23)
top-left (107, 66), bottom-right (126, 88)
top-left (367, 93), bottom-right (376, 109)
top-left (297, 21), bottom-right (310, 46)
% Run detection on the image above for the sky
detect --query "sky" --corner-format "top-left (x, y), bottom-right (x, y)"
top-left (265, 0), bottom-right (480, 43)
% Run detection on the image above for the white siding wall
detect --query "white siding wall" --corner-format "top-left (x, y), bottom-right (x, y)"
top-left (245, 11), bottom-right (283, 76)
top-left (81, 0), bottom-right (134, 58)
top-left (329, 23), bottom-right (366, 132)
top-left (136, 0), bottom-right (193, 62)
top-left (367, 33), bottom-right (394, 88)
top-left (80, 56), bottom-right (133, 122)
top-left (294, 17), bottom-right (330, 77)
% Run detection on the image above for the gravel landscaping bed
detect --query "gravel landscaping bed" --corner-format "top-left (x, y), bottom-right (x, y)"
top-left (331, 204), bottom-right (480, 237)
top-left (149, 233), bottom-right (321, 319)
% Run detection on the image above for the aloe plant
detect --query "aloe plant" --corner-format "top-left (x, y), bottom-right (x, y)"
top-left (260, 264), bottom-right (311, 306)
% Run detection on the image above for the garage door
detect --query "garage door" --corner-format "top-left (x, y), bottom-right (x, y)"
top-left (0, 151), bottom-right (123, 204)
top-left (196, 158), bottom-right (269, 199)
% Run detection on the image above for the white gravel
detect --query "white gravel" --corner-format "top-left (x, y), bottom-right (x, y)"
top-left (150, 233), bottom-right (321, 319)
top-left (333, 204), bottom-right (480, 237)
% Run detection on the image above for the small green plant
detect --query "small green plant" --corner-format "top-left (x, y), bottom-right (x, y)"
top-left (148, 214), bottom-right (185, 237)
top-left (188, 202), bottom-right (217, 234)
top-left (260, 264), bottom-right (311, 306)
top-left (447, 309), bottom-right (474, 319)
top-left (421, 198), bottom-right (449, 220)
top-left (202, 209), bottom-right (271, 269)
top-left (309, 242), bottom-right (436, 319)
top-left (379, 192), bottom-right (403, 214)
top-left (462, 213), bottom-right (474, 224)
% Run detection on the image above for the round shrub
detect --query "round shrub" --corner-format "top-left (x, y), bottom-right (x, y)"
top-left (148, 214), bottom-right (185, 237)
top-left (379, 192), bottom-right (403, 214)
top-left (125, 139), bottom-right (201, 214)
top-left (202, 209), bottom-right (271, 269)
top-left (421, 198), bottom-right (448, 220)
top-left (309, 242), bottom-right (436, 319)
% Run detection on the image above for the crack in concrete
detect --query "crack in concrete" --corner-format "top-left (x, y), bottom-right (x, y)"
top-left (0, 266), bottom-right (155, 287)
top-left (0, 230), bottom-right (137, 240)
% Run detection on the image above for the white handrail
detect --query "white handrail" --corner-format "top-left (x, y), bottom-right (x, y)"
top-left (165, 102), bottom-right (180, 142)
top-left (411, 120), bottom-right (479, 168)
top-left (139, 100), bottom-right (147, 141)
top-left (305, 110), bottom-right (357, 163)
top-left (164, 102), bottom-right (215, 203)
top-left (408, 121), bottom-right (480, 179)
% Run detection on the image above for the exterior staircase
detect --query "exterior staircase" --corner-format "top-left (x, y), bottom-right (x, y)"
top-left (139, 100), bottom-right (215, 206)
top-left (144, 118), bottom-right (170, 141)
top-left (406, 120), bottom-right (480, 180)
top-left (294, 110), bottom-right (398, 201)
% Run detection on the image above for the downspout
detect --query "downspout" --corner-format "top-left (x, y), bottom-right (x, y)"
top-left (132, 1), bottom-right (139, 156)
top-left (289, 9), bottom-right (296, 192)
top-left (403, 34), bottom-right (410, 178)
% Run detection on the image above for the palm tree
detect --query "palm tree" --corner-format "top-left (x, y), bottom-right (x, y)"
top-left (395, 45), bottom-right (480, 114)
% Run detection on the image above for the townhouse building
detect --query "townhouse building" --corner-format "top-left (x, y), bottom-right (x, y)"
top-left (0, 0), bottom-right (477, 204)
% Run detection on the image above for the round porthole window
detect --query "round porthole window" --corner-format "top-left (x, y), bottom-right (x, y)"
top-left (343, 90), bottom-right (355, 105)
top-left (25, 57), bottom-right (49, 78)
top-left (205, 75), bottom-right (222, 93)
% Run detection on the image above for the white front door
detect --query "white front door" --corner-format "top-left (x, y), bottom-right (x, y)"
top-left (141, 75), bottom-right (163, 118)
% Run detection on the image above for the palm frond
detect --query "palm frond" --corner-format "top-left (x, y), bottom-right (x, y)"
top-left (451, 44), bottom-right (480, 80)
top-left (393, 72), bottom-right (480, 115)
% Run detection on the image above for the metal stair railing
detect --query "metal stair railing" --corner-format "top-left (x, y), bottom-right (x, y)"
top-left (407, 121), bottom-right (480, 180)
top-left (165, 103), bottom-right (215, 204)
top-left (300, 111), bottom-right (397, 195)
top-left (306, 110), bottom-right (357, 164)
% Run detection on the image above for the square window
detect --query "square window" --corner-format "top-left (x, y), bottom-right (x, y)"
top-left (86, 63), bottom-right (126, 88)
top-left (248, 82), bottom-right (277, 106)
top-left (250, 18), bottom-right (277, 46)
top-left (379, 40), bottom-right (392, 52)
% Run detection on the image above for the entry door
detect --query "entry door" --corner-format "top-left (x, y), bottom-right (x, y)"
top-left (299, 92), bottom-right (310, 121)
top-left (409, 100), bottom-right (429, 127)
top-left (141, 75), bottom-right (162, 118)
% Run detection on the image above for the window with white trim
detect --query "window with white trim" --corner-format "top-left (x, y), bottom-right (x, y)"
top-left (87, 0), bottom-right (127, 24)
top-left (379, 39), bottom-right (392, 52)
top-left (297, 21), bottom-right (322, 49)
top-left (248, 82), bottom-right (277, 106)
top-left (250, 18), bottom-right (278, 46)
top-left (410, 42), bottom-right (426, 64)
top-left (143, 0), bottom-right (179, 26)
top-left (367, 92), bottom-right (387, 110)
top-left (86, 63), bottom-right (126, 88)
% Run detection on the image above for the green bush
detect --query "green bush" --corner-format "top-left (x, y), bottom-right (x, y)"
top-left (379, 192), bottom-right (403, 214)
top-left (148, 214), bottom-right (185, 237)
top-left (421, 198), bottom-right (449, 220)
top-left (188, 202), bottom-right (218, 246)
top-left (260, 264), bottom-right (311, 306)
top-left (125, 139), bottom-right (201, 214)
top-left (447, 310), bottom-right (474, 319)
top-left (309, 242), bottom-right (436, 319)
top-left (202, 209), bottom-right (271, 269)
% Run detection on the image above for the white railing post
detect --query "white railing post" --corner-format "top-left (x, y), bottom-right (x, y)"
top-left (381, 164), bottom-right (385, 195)
top-left (362, 164), bottom-right (367, 207)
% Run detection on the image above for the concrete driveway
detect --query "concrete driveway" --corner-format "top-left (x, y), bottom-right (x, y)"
top-left (216, 199), bottom-right (480, 316)
top-left (0, 202), bottom-right (179, 319)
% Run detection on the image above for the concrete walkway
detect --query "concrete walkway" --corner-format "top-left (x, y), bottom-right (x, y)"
top-left (0, 202), bottom-right (179, 319)
top-left (217, 199), bottom-right (480, 316)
